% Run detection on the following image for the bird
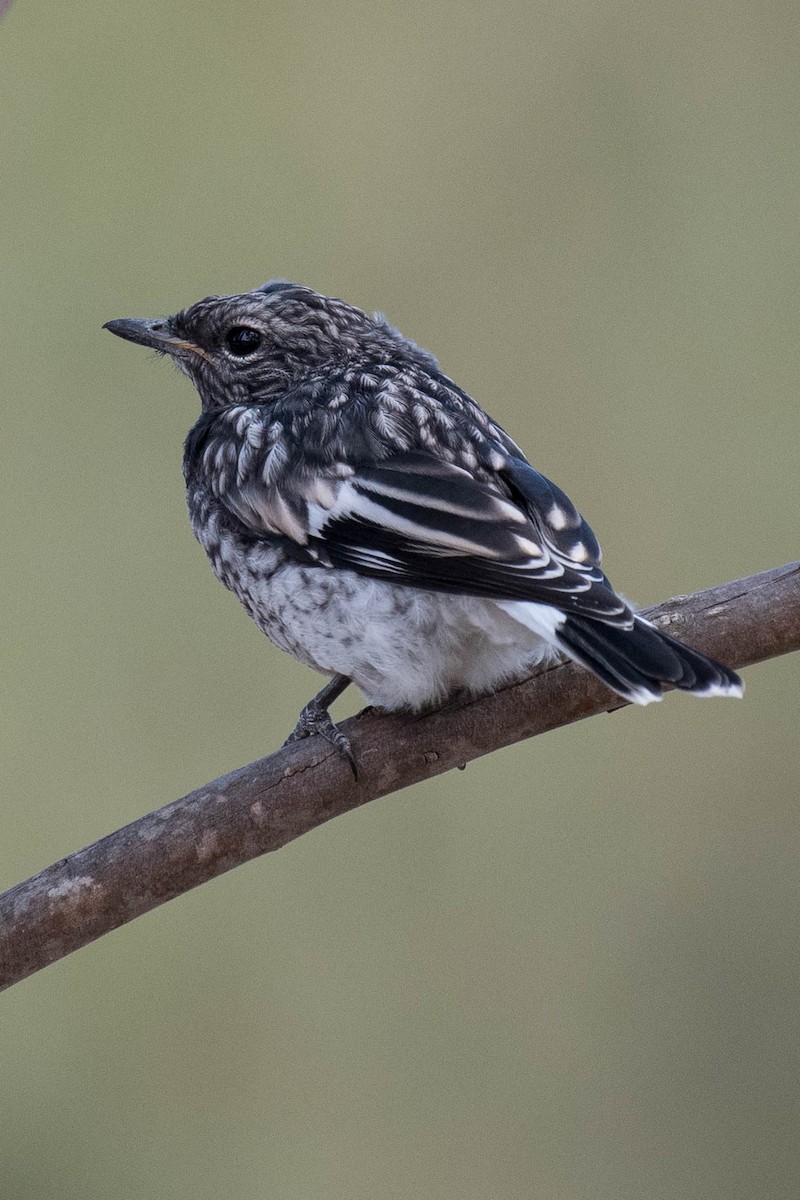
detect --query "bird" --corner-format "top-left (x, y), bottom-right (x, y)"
top-left (104, 281), bottom-right (743, 774)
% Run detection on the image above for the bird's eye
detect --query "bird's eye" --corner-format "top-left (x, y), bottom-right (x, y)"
top-left (225, 326), bottom-right (262, 357)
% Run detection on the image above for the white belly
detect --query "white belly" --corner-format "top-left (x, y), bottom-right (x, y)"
top-left (248, 559), bottom-right (559, 711)
top-left (194, 511), bottom-right (560, 711)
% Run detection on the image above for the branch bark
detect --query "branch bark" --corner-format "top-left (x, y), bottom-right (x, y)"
top-left (2, 562), bottom-right (798, 992)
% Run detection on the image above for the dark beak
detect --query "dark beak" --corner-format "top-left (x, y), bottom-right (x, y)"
top-left (103, 317), bottom-right (209, 362)
top-left (103, 316), bottom-right (173, 349)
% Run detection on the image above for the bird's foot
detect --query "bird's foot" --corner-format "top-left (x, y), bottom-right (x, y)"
top-left (283, 675), bottom-right (357, 778)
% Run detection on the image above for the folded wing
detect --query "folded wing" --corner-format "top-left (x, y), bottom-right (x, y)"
top-left (224, 448), bottom-right (633, 624)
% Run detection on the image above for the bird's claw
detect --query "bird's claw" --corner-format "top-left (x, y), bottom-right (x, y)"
top-left (284, 702), bottom-right (359, 779)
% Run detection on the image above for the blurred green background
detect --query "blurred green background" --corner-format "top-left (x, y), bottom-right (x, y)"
top-left (1, 2), bottom-right (798, 1197)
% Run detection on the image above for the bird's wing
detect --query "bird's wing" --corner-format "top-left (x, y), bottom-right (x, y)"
top-left (222, 447), bottom-right (633, 625)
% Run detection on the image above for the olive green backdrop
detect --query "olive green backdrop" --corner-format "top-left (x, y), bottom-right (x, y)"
top-left (1, 3), bottom-right (798, 1197)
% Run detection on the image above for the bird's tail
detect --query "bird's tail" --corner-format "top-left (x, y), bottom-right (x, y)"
top-left (555, 613), bottom-right (744, 705)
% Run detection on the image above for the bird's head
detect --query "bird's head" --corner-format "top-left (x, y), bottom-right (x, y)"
top-left (104, 281), bottom-right (438, 410)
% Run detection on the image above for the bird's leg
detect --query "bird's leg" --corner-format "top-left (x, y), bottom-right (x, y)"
top-left (283, 674), bottom-right (357, 777)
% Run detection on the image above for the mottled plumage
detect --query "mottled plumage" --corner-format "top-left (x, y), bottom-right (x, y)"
top-left (104, 281), bottom-right (743, 770)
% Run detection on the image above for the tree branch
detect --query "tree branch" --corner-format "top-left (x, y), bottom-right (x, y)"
top-left (2, 562), bottom-right (798, 992)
